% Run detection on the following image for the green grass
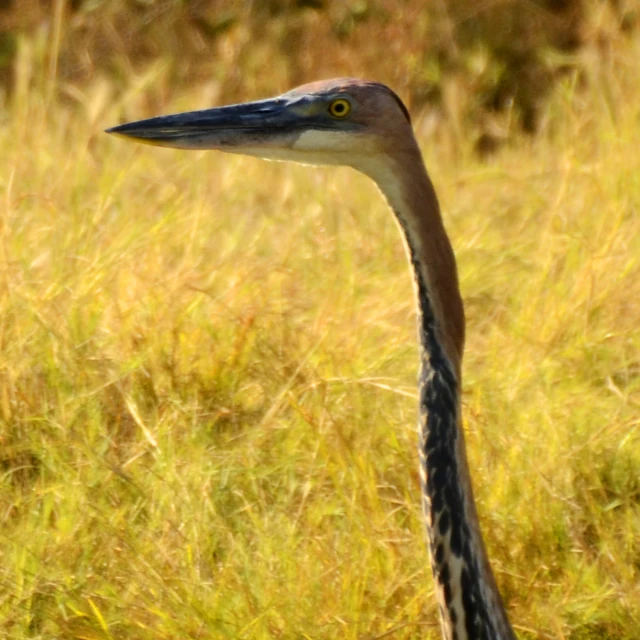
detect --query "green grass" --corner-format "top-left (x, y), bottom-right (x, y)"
top-left (1, 50), bottom-right (640, 640)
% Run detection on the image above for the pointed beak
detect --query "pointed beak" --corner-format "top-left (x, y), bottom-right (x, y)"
top-left (105, 96), bottom-right (314, 152)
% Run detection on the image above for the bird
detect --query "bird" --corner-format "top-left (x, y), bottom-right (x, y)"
top-left (107, 78), bottom-right (517, 640)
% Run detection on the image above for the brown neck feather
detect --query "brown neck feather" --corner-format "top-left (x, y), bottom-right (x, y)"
top-left (363, 142), bottom-right (516, 640)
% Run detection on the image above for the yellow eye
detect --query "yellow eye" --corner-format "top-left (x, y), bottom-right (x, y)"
top-left (328, 98), bottom-right (351, 118)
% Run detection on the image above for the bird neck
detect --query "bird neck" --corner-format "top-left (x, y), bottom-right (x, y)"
top-left (363, 146), bottom-right (516, 640)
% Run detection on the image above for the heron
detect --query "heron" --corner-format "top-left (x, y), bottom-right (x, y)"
top-left (107, 78), bottom-right (517, 640)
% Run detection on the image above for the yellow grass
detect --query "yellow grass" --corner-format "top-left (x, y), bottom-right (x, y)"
top-left (1, 42), bottom-right (639, 640)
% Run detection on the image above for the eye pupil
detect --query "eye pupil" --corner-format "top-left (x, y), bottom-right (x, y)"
top-left (329, 99), bottom-right (351, 117)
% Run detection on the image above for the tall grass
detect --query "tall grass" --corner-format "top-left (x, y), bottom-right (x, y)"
top-left (1, 39), bottom-right (639, 640)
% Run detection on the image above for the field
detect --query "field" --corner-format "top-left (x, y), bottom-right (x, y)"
top-left (1, 23), bottom-right (640, 640)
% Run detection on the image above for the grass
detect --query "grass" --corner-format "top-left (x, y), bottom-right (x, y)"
top-left (1, 44), bottom-right (640, 640)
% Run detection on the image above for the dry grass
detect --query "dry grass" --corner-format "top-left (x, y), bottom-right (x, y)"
top-left (1, 33), bottom-right (639, 640)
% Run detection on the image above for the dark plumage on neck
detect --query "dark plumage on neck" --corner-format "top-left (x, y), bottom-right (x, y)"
top-left (365, 142), bottom-right (515, 640)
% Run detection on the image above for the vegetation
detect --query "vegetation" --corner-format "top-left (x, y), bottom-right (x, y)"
top-left (1, 3), bottom-right (639, 639)
top-left (1, 0), bottom-right (638, 148)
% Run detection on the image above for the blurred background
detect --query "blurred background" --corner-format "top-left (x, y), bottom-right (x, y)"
top-left (1, 0), bottom-right (637, 151)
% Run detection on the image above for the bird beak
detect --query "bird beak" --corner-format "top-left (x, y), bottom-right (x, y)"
top-left (105, 96), bottom-right (311, 153)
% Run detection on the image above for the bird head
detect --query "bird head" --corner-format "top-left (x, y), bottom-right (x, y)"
top-left (106, 78), bottom-right (415, 177)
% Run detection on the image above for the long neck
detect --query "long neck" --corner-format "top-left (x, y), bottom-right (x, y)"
top-left (364, 146), bottom-right (516, 640)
